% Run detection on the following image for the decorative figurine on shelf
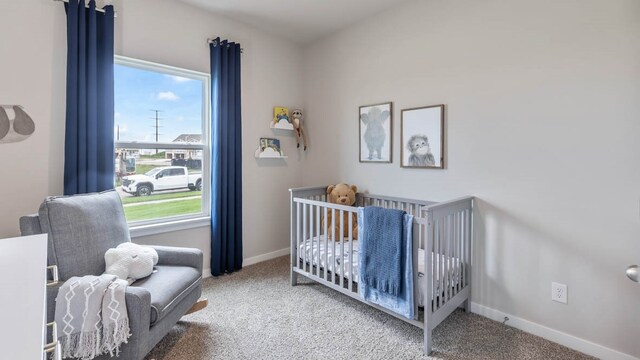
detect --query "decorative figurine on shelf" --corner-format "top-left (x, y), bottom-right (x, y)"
top-left (290, 109), bottom-right (308, 151)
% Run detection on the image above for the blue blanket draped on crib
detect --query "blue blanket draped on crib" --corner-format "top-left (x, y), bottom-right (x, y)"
top-left (358, 206), bottom-right (415, 319)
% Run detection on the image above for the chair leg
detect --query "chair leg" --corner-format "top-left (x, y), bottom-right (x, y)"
top-left (185, 298), bottom-right (208, 315)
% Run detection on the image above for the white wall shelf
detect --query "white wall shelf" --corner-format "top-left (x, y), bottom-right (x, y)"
top-left (270, 120), bottom-right (294, 131)
top-left (255, 148), bottom-right (287, 159)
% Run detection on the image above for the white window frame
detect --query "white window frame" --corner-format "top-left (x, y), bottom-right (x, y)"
top-left (114, 56), bottom-right (211, 236)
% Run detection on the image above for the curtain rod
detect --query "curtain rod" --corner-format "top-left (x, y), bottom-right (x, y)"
top-left (207, 38), bottom-right (244, 53)
top-left (53, 0), bottom-right (118, 17)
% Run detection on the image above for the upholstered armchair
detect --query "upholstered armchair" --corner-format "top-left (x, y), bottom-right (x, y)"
top-left (20, 190), bottom-right (204, 360)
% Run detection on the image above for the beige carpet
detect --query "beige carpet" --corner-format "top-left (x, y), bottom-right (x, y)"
top-left (146, 256), bottom-right (593, 360)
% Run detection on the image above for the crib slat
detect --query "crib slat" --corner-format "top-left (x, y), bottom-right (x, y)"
top-left (302, 203), bottom-right (307, 272)
top-left (415, 221), bottom-right (421, 318)
top-left (465, 208), bottom-right (471, 287)
top-left (463, 210), bottom-right (468, 288)
top-left (439, 218), bottom-right (445, 308)
top-left (433, 218), bottom-right (438, 310)
top-left (442, 216), bottom-right (447, 304)
top-left (458, 211), bottom-right (463, 293)
top-left (428, 219), bottom-right (435, 313)
top-left (454, 212), bottom-right (460, 296)
top-left (451, 213), bottom-right (456, 297)
top-left (332, 208), bottom-right (336, 284)
top-left (316, 205), bottom-right (321, 277)
top-left (348, 213), bottom-right (353, 292)
top-left (445, 214), bottom-right (451, 303)
top-left (463, 209), bottom-right (468, 288)
top-left (340, 210), bottom-right (345, 288)
top-left (447, 214), bottom-right (452, 299)
top-left (450, 213), bottom-right (455, 298)
top-left (453, 212), bottom-right (457, 294)
top-left (296, 202), bottom-right (301, 271)
top-left (434, 218), bottom-right (440, 309)
top-left (454, 212), bottom-right (460, 295)
top-left (310, 205), bottom-right (315, 274)
top-left (324, 206), bottom-right (329, 281)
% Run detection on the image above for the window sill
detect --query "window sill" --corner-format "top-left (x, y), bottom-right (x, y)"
top-left (129, 216), bottom-right (210, 238)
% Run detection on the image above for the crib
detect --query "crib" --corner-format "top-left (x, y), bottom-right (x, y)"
top-left (289, 186), bottom-right (474, 354)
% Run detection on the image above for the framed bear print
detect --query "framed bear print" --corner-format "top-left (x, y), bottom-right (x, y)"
top-left (401, 104), bottom-right (445, 169)
top-left (359, 102), bottom-right (392, 163)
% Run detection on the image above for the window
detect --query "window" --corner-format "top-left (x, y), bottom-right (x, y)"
top-left (114, 56), bottom-right (210, 227)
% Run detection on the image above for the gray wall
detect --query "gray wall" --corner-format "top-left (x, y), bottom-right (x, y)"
top-left (302, 0), bottom-right (640, 357)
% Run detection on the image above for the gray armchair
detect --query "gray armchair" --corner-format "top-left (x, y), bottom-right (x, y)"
top-left (20, 190), bottom-right (204, 360)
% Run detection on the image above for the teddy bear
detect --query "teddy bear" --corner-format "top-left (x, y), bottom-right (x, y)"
top-left (323, 183), bottom-right (359, 240)
top-left (104, 242), bottom-right (159, 282)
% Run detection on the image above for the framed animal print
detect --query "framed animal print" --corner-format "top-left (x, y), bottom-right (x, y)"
top-left (359, 102), bottom-right (392, 163)
top-left (401, 105), bottom-right (445, 169)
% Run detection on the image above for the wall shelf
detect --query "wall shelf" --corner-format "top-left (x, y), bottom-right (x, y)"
top-left (270, 120), bottom-right (294, 131)
top-left (254, 148), bottom-right (287, 159)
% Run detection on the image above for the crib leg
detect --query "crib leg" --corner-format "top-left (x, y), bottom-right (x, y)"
top-left (464, 298), bottom-right (471, 313)
top-left (291, 269), bottom-right (298, 286)
top-left (424, 327), bottom-right (433, 355)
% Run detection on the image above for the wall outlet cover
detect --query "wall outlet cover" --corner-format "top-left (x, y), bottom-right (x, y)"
top-left (551, 282), bottom-right (568, 304)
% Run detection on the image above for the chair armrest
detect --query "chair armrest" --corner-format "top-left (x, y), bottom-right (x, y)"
top-left (124, 286), bottom-right (151, 360)
top-left (125, 286), bottom-right (151, 327)
top-left (151, 246), bottom-right (203, 274)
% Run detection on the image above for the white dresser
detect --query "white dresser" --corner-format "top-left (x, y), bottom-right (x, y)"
top-left (0, 234), bottom-right (60, 360)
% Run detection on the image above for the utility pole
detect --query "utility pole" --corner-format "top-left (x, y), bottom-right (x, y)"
top-left (150, 109), bottom-right (163, 154)
top-left (116, 124), bottom-right (120, 141)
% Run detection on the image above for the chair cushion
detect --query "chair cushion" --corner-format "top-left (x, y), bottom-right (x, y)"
top-left (131, 265), bottom-right (201, 325)
top-left (38, 190), bottom-right (131, 280)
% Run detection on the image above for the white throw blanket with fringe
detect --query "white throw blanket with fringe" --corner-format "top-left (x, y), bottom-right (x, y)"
top-left (55, 274), bottom-right (130, 360)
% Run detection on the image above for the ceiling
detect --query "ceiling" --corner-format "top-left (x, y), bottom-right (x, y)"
top-left (177, 0), bottom-right (413, 44)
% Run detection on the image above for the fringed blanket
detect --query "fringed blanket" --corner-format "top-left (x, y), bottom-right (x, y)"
top-left (358, 207), bottom-right (415, 320)
top-left (360, 206), bottom-right (405, 295)
top-left (55, 274), bottom-right (130, 360)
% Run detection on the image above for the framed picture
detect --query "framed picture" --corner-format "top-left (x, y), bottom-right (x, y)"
top-left (359, 102), bottom-right (392, 163)
top-left (401, 105), bottom-right (445, 169)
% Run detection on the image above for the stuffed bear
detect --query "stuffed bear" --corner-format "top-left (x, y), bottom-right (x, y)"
top-left (323, 183), bottom-right (359, 240)
top-left (105, 242), bottom-right (159, 282)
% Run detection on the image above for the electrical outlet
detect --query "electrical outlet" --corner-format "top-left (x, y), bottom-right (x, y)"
top-left (551, 282), bottom-right (567, 304)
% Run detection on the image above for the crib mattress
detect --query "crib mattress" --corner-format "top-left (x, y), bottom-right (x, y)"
top-left (297, 236), bottom-right (462, 307)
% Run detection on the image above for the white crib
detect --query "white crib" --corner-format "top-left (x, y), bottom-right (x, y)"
top-left (289, 186), bottom-right (474, 355)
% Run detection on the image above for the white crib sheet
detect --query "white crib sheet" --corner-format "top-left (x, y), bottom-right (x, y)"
top-left (297, 236), bottom-right (462, 307)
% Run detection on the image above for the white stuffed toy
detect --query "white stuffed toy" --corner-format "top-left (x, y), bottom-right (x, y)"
top-left (105, 242), bottom-right (159, 282)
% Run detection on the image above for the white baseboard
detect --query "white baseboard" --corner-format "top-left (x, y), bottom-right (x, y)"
top-left (201, 247), bottom-right (291, 279)
top-left (471, 302), bottom-right (638, 360)
top-left (244, 247), bottom-right (290, 267)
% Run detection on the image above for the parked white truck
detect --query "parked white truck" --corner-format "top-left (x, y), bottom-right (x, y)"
top-left (121, 166), bottom-right (202, 196)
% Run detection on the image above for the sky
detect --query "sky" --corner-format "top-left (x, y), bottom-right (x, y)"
top-left (114, 64), bottom-right (204, 143)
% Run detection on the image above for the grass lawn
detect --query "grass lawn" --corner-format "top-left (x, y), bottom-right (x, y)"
top-left (121, 191), bottom-right (202, 205)
top-left (134, 164), bottom-right (158, 175)
top-left (124, 198), bottom-right (202, 222)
